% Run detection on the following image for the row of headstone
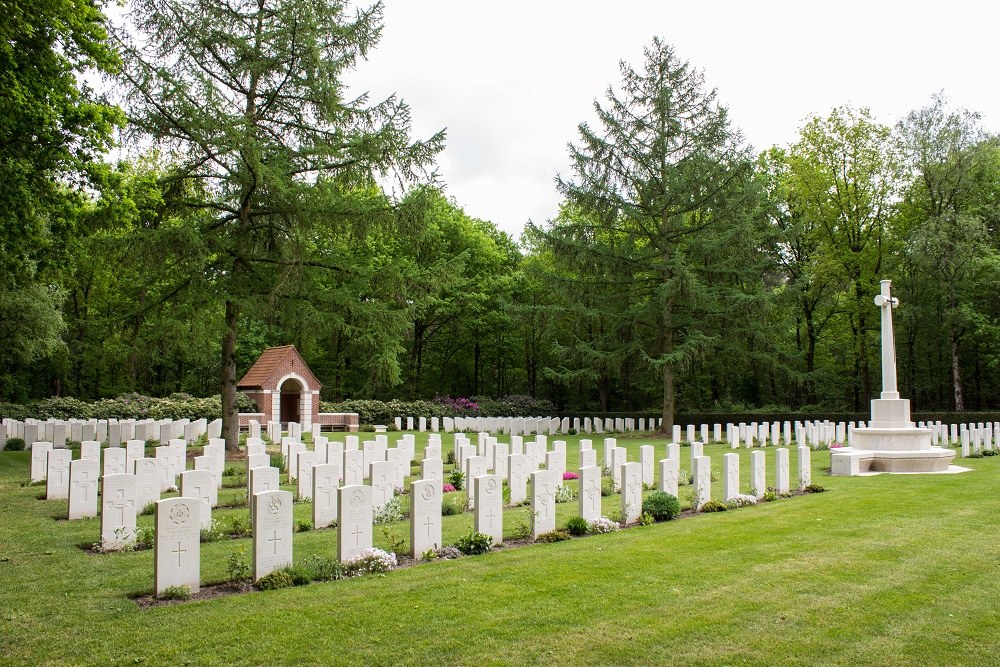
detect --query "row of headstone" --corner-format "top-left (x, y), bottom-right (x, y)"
top-left (948, 421), bottom-right (999, 457)
top-left (388, 415), bottom-right (673, 436)
top-left (3, 417), bottom-right (219, 450)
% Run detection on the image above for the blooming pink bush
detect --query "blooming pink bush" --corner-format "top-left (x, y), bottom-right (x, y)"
top-left (830, 442), bottom-right (844, 449)
top-left (442, 483), bottom-right (457, 493)
top-left (562, 471), bottom-right (579, 480)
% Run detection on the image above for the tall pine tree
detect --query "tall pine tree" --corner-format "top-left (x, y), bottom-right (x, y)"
top-left (538, 38), bottom-right (764, 430)
top-left (115, 0), bottom-right (443, 448)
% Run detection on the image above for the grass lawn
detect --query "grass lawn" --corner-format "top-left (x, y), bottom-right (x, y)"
top-left (1, 434), bottom-right (998, 666)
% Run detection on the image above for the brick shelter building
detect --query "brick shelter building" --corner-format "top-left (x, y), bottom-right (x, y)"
top-left (236, 345), bottom-right (358, 431)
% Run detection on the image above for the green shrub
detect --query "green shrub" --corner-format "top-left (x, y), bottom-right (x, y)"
top-left (295, 519), bottom-right (312, 533)
top-left (639, 512), bottom-right (655, 526)
top-left (535, 530), bottom-right (571, 543)
top-left (3, 437), bottom-right (25, 451)
top-left (302, 555), bottom-right (342, 581)
top-left (228, 515), bottom-right (252, 537)
top-left (373, 496), bottom-right (404, 525)
top-left (445, 450), bottom-right (456, 465)
top-left (226, 548), bottom-right (251, 583)
top-left (600, 476), bottom-right (615, 497)
top-left (159, 585), bottom-right (192, 601)
top-left (0, 392), bottom-right (258, 421)
top-left (256, 569), bottom-right (294, 590)
top-left (200, 520), bottom-right (226, 543)
top-left (554, 485), bottom-right (576, 503)
top-left (140, 502), bottom-right (156, 516)
top-left (134, 527), bottom-right (154, 550)
top-left (762, 490), bottom-right (778, 502)
top-left (700, 500), bottom-right (728, 512)
top-left (804, 483), bottom-right (827, 493)
top-left (440, 499), bottom-right (462, 516)
top-left (455, 531), bottom-right (493, 555)
top-left (285, 567), bottom-right (311, 586)
top-left (566, 516), bottom-right (589, 536)
top-left (379, 526), bottom-right (406, 557)
top-left (447, 470), bottom-right (465, 491)
top-left (642, 491), bottom-right (681, 521)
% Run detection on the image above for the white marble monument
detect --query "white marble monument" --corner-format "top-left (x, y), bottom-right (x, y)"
top-left (831, 280), bottom-right (956, 475)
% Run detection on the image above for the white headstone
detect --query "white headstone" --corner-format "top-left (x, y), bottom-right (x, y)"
top-left (658, 457), bottom-right (679, 498)
top-left (776, 448), bottom-right (790, 494)
top-left (125, 440), bottom-right (145, 473)
top-left (621, 461), bottom-right (642, 524)
top-left (101, 473), bottom-right (137, 550)
top-left (689, 441), bottom-right (703, 474)
top-left (369, 460), bottom-right (395, 512)
top-left (297, 450), bottom-right (317, 500)
top-left (639, 445), bottom-right (654, 486)
top-left (492, 442), bottom-right (509, 480)
top-left (102, 447), bottom-right (126, 477)
top-left (313, 463), bottom-right (339, 529)
top-left (68, 458), bottom-right (99, 519)
top-left (610, 447), bottom-right (627, 491)
top-left (30, 442), bottom-right (53, 482)
top-left (692, 455), bottom-right (711, 510)
top-left (750, 450), bottom-right (766, 499)
top-left (134, 457), bottom-right (162, 512)
top-left (252, 490), bottom-right (293, 581)
top-left (579, 465), bottom-right (602, 521)
top-left (338, 485), bottom-right (373, 561)
top-left (154, 496), bottom-right (200, 596)
top-left (474, 474), bottom-right (503, 545)
top-left (180, 469), bottom-right (213, 530)
top-left (343, 449), bottom-right (364, 486)
top-left (722, 452), bottom-right (739, 502)
top-left (464, 455), bottom-right (488, 509)
top-left (46, 449), bottom-right (72, 500)
top-left (798, 446), bottom-right (811, 489)
top-left (420, 457), bottom-right (443, 482)
top-left (508, 453), bottom-right (530, 506)
top-left (80, 440), bottom-right (101, 461)
top-left (530, 469), bottom-right (558, 537)
top-left (410, 477), bottom-right (442, 557)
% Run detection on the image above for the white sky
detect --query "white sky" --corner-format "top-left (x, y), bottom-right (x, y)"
top-left (348, 0), bottom-right (1000, 240)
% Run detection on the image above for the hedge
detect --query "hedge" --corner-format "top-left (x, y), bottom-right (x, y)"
top-left (0, 393), bottom-right (258, 421)
top-left (320, 395), bottom-right (556, 426)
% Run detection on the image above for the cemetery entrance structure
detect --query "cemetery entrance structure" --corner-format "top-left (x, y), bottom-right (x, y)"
top-left (237, 345), bottom-right (359, 432)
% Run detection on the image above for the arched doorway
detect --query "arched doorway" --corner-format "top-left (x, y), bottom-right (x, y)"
top-left (279, 377), bottom-right (303, 425)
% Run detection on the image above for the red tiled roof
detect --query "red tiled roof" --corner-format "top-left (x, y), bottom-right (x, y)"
top-left (236, 345), bottom-right (322, 390)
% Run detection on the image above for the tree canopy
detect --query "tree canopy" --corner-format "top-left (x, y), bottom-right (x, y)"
top-left (7, 18), bottom-right (1000, 422)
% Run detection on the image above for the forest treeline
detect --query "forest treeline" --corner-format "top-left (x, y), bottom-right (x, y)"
top-left (5, 1), bottom-right (1000, 441)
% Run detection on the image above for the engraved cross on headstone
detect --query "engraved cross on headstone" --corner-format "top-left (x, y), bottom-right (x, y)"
top-left (269, 529), bottom-right (281, 555)
top-left (172, 541), bottom-right (186, 567)
top-left (110, 488), bottom-right (131, 525)
top-left (317, 477), bottom-right (335, 506)
top-left (74, 471), bottom-right (92, 501)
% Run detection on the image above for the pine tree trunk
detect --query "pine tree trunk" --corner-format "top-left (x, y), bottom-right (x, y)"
top-left (221, 299), bottom-right (240, 452)
top-left (661, 298), bottom-right (675, 435)
top-left (951, 327), bottom-right (964, 411)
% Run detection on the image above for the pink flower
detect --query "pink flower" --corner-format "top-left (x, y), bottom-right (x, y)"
top-left (831, 442), bottom-right (844, 449)
top-left (442, 483), bottom-right (457, 493)
top-left (563, 471), bottom-right (580, 480)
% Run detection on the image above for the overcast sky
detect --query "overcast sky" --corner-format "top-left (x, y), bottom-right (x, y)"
top-left (344, 0), bottom-right (1000, 240)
